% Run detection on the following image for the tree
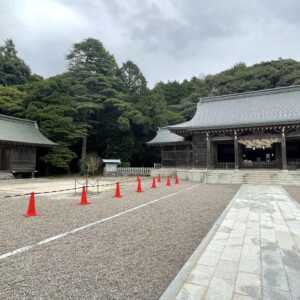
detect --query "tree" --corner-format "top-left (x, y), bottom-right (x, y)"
top-left (119, 61), bottom-right (148, 96)
top-left (23, 76), bottom-right (86, 171)
top-left (0, 85), bottom-right (26, 115)
top-left (67, 38), bottom-right (118, 77)
top-left (66, 39), bottom-right (124, 160)
top-left (0, 39), bottom-right (31, 85)
top-left (98, 98), bottom-right (144, 161)
top-left (2, 38), bottom-right (300, 172)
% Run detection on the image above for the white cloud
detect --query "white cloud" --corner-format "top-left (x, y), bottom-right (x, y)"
top-left (0, 0), bottom-right (300, 86)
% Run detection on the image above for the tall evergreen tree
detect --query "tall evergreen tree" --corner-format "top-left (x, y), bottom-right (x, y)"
top-left (0, 39), bottom-right (31, 85)
top-left (66, 38), bottom-right (122, 161)
top-left (119, 61), bottom-right (148, 96)
top-left (67, 38), bottom-right (118, 77)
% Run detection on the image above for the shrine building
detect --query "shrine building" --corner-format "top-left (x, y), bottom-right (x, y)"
top-left (148, 85), bottom-right (300, 170)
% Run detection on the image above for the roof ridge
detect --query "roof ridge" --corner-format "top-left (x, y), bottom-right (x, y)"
top-left (199, 85), bottom-right (300, 104)
top-left (0, 113), bottom-right (35, 125)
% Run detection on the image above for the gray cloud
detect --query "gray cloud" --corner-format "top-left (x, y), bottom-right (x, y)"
top-left (0, 0), bottom-right (300, 86)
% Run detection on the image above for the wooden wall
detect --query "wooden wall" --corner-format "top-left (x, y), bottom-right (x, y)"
top-left (0, 144), bottom-right (36, 172)
top-left (159, 133), bottom-right (208, 168)
top-left (161, 144), bottom-right (193, 167)
top-left (192, 133), bottom-right (207, 168)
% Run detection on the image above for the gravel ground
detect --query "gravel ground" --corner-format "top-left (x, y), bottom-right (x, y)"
top-left (0, 176), bottom-right (121, 195)
top-left (0, 181), bottom-right (238, 300)
top-left (0, 178), bottom-right (188, 254)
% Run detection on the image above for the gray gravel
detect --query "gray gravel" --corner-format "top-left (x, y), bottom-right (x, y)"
top-left (0, 178), bottom-right (189, 254)
top-left (0, 181), bottom-right (238, 300)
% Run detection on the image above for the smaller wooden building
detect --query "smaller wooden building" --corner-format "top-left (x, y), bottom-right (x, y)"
top-left (102, 159), bottom-right (121, 176)
top-left (147, 127), bottom-right (192, 167)
top-left (0, 114), bottom-right (55, 176)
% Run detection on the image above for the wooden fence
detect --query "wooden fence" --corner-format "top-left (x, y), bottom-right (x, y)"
top-left (116, 167), bottom-right (153, 177)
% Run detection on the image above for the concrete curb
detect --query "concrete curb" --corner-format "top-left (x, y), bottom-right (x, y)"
top-left (159, 185), bottom-right (242, 300)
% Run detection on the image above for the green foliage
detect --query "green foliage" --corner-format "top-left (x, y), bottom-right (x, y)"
top-left (0, 86), bottom-right (26, 115)
top-left (0, 39), bottom-right (31, 85)
top-left (22, 76), bottom-right (86, 168)
top-left (1, 37), bottom-right (300, 172)
top-left (205, 59), bottom-right (300, 95)
top-left (119, 61), bottom-right (148, 96)
top-left (67, 38), bottom-right (118, 77)
top-left (121, 161), bottom-right (130, 167)
top-left (42, 146), bottom-right (76, 171)
top-left (80, 153), bottom-right (100, 175)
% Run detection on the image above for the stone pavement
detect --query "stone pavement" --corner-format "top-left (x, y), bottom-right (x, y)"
top-left (172, 185), bottom-right (300, 300)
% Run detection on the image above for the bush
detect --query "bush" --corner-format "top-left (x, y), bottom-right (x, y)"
top-left (80, 154), bottom-right (101, 175)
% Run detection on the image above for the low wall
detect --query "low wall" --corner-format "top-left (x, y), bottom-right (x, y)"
top-left (150, 168), bottom-right (177, 177)
top-left (152, 168), bottom-right (300, 185)
top-left (150, 168), bottom-right (207, 183)
top-left (177, 169), bottom-right (207, 182)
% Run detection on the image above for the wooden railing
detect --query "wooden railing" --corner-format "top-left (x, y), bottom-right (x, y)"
top-left (241, 160), bottom-right (279, 169)
top-left (116, 167), bottom-right (154, 177)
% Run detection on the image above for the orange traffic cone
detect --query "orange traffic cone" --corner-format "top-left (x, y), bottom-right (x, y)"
top-left (136, 177), bottom-right (143, 193)
top-left (151, 177), bottom-right (156, 189)
top-left (24, 192), bottom-right (37, 217)
top-left (166, 176), bottom-right (171, 187)
top-left (175, 175), bottom-right (179, 185)
top-left (80, 186), bottom-right (90, 205)
top-left (114, 182), bottom-right (122, 198)
top-left (157, 174), bottom-right (161, 183)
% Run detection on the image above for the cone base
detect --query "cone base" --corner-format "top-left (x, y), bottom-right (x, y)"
top-left (24, 213), bottom-right (38, 217)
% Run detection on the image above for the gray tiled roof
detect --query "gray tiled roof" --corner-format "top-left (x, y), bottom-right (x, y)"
top-left (0, 114), bottom-right (56, 146)
top-left (147, 127), bottom-right (184, 145)
top-left (102, 159), bottom-right (121, 164)
top-left (169, 85), bottom-right (300, 130)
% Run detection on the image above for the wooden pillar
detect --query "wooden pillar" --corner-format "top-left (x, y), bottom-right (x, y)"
top-left (174, 145), bottom-right (177, 168)
top-left (81, 136), bottom-right (87, 160)
top-left (234, 131), bottom-right (239, 169)
top-left (0, 146), bottom-right (2, 170)
top-left (160, 146), bottom-right (164, 166)
top-left (281, 127), bottom-right (287, 170)
top-left (206, 132), bottom-right (211, 169)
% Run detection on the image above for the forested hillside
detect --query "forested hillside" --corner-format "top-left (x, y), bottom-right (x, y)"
top-left (1, 38), bottom-right (300, 173)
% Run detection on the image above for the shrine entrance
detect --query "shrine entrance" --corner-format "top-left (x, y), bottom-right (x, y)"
top-left (239, 136), bottom-right (281, 168)
top-left (240, 144), bottom-right (279, 168)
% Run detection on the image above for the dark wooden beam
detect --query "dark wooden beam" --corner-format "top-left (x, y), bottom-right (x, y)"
top-left (211, 136), bottom-right (234, 141)
top-left (281, 127), bottom-right (287, 170)
top-left (206, 132), bottom-right (212, 169)
top-left (234, 131), bottom-right (239, 169)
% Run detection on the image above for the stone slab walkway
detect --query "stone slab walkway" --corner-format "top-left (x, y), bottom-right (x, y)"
top-left (168, 185), bottom-right (300, 300)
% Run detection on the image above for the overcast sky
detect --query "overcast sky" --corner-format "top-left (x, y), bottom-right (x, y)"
top-left (1, 0), bottom-right (300, 87)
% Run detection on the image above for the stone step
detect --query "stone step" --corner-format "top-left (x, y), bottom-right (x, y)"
top-left (205, 170), bottom-right (300, 185)
top-left (177, 168), bottom-right (300, 185)
top-left (0, 171), bottom-right (14, 180)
